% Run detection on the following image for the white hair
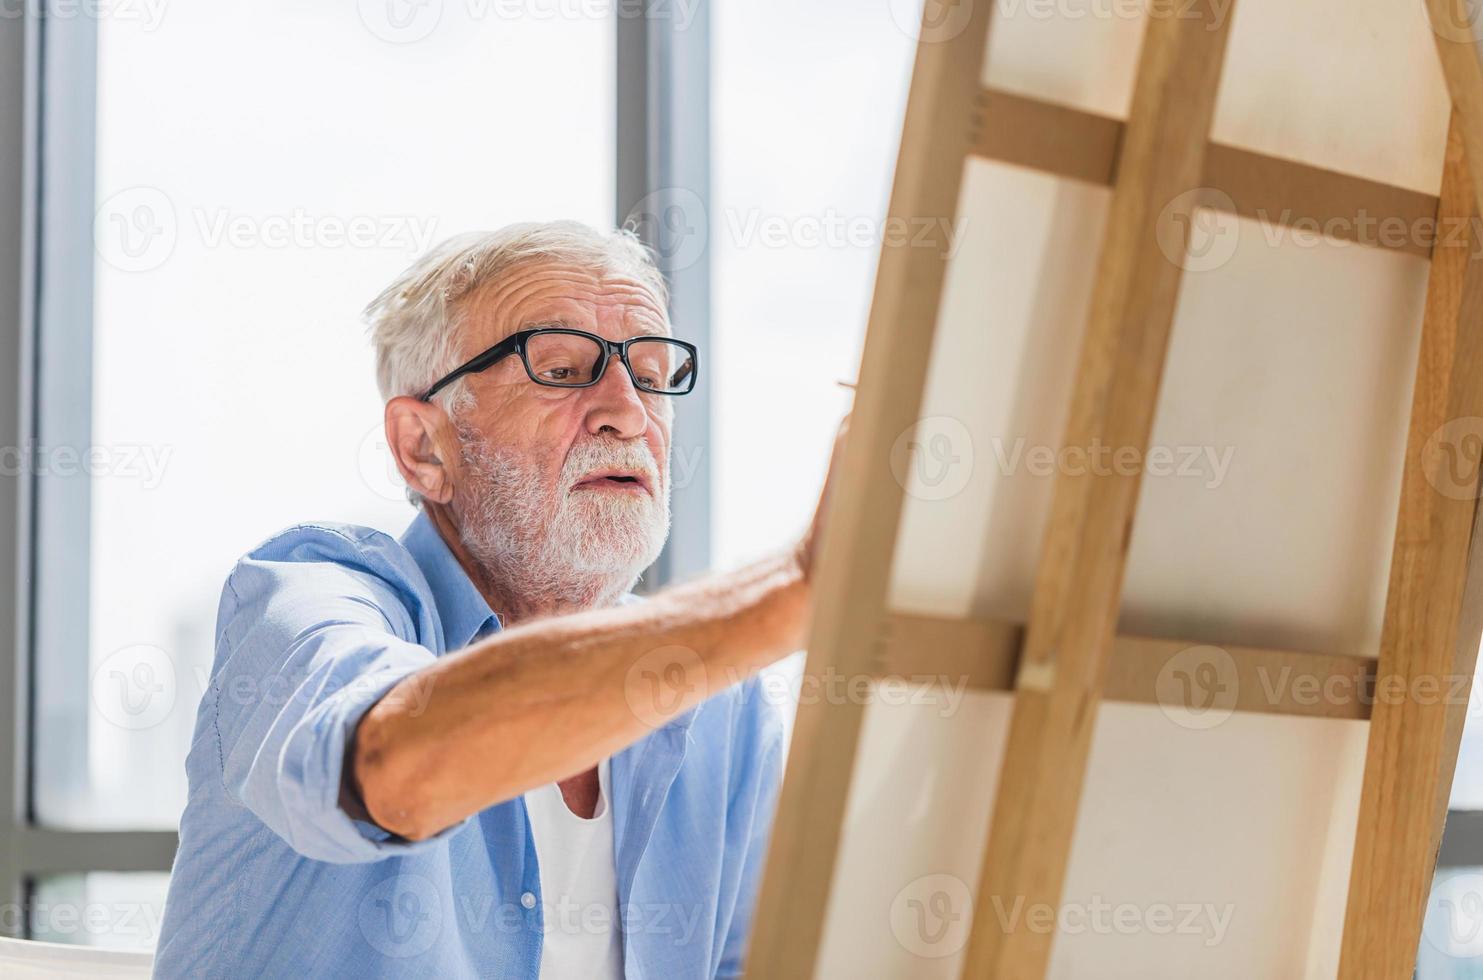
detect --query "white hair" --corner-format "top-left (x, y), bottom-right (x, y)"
top-left (364, 221), bottom-right (669, 413)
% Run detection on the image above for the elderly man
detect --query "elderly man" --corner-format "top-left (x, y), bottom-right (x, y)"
top-left (154, 222), bottom-right (836, 979)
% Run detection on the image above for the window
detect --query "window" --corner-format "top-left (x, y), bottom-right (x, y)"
top-left (38, 0), bottom-right (615, 831)
top-left (710, 0), bottom-right (914, 573)
top-left (8, 0), bottom-right (1483, 969)
top-left (7, 0), bottom-right (640, 945)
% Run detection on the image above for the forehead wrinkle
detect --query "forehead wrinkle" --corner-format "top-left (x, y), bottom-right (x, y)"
top-left (455, 273), bottom-right (582, 355)
top-left (618, 303), bottom-right (671, 338)
top-left (590, 274), bottom-right (671, 337)
top-left (458, 265), bottom-right (670, 357)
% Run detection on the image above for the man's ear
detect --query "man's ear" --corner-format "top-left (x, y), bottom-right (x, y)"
top-left (385, 396), bottom-right (457, 505)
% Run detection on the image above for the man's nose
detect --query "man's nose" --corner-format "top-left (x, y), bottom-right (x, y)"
top-left (583, 354), bottom-right (648, 438)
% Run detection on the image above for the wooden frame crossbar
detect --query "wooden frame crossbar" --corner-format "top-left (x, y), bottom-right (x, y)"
top-left (878, 612), bottom-right (1377, 723)
top-left (973, 88), bottom-right (1439, 258)
top-left (745, 1), bottom-right (1483, 977)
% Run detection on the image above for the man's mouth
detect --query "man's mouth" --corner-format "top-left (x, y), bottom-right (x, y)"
top-left (572, 469), bottom-right (653, 496)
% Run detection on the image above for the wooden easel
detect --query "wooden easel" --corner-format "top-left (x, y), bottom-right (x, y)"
top-left (743, 1), bottom-right (1483, 977)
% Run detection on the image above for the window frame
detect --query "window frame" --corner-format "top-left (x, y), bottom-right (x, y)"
top-left (0, 0), bottom-right (711, 936)
top-left (619, 0), bottom-right (713, 589)
top-left (0, 2), bottom-right (209, 928)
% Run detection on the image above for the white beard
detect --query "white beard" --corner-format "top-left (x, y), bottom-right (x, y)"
top-left (451, 421), bottom-right (671, 610)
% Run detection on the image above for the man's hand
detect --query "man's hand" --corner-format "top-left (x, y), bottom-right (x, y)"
top-left (796, 414), bottom-right (849, 582)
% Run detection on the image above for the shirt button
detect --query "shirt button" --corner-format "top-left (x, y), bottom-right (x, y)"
top-left (521, 892), bottom-right (536, 910)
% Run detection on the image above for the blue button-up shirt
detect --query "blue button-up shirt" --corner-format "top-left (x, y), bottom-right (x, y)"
top-left (154, 512), bottom-right (784, 979)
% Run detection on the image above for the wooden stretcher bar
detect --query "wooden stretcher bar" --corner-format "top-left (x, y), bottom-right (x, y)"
top-left (962, 3), bottom-right (1238, 974)
top-left (877, 612), bottom-right (1378, 722)
top-left (973, 87), bottom-right (1440, 258)
top-left (1337, 113), bottom-right (1483, 978)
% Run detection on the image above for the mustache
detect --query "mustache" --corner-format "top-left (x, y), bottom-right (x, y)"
top-left (559, 438), bottom-right (663, 488)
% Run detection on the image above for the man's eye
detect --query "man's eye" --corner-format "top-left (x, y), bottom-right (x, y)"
top-left (542, 366), bottom-right (578, 381)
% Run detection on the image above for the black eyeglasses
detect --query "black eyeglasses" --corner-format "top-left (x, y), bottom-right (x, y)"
top-left (419, 327), bottom-right (698, 402)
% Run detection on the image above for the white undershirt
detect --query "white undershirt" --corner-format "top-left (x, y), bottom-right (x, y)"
top-left (524, 758), bottom-right (625, 980)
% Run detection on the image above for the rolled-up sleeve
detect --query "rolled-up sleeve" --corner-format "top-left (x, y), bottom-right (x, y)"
top-left (208, 528), bottom-right (472, 864)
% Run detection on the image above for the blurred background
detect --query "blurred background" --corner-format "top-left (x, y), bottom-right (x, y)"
top-left (1, 0), bottom-right (1482, 975)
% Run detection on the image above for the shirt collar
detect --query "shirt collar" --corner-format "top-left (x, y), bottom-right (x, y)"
top-left (400, 509), bottom-right (501, 650)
